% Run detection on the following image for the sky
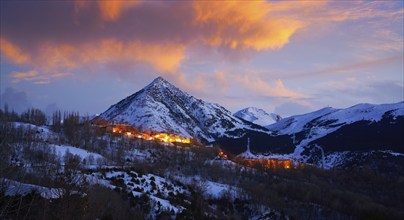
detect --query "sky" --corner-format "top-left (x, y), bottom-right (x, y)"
top-left (1, 0), bottom-right (403, 117)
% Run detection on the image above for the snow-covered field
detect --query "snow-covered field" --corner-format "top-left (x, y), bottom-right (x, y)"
top-left (171, 175), bottom-right (243, 200)
top-left (51, 144), bottom-right (105, 164)
top-left (14, 122), bottom-right (58, 140)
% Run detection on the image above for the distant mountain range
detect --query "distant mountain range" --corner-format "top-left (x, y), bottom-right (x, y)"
top-left (267, 102), bottom-right (404, 152)
top-left (99, 77), bottom-right (404, 169)
top-left (233, 107), bottom-right (282, 127)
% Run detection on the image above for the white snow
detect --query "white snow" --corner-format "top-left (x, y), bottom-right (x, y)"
top-left (172, 175), bottom-right (242, 200)
top-left (150, 195), bottom-right (183, 213)
top-left (379, 150), bottom-right (404, 157)
top-left (14, 122), bottom-right (57, 140)
top-left (234, 107), bottom-right (281, 126)
top-left (268, 102), bottom-right (403, 135)
top-left (264, 102), bottom-right (404, 163)
top-left (99, 76), bottom-right (268, 142)
top-left (202, 180), bottom-right (240, 199)
top-left (51, 144), bottom-right (105, 163)
top-left (266, 107), bottom-right (337, 135)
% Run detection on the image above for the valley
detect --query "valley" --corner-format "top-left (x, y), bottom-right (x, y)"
top-left (1, 77), bottom-right (403, 219)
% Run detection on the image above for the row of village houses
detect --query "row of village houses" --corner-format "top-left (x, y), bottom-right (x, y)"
top-left (93, 119), bottom-right (191, 144)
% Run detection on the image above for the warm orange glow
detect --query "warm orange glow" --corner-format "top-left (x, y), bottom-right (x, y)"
top-left (3, 39), bottom-right (185, 81)
top-left (105, 125), bottom-right (192, 144)
top-left (79, 39), bottom-right (186, 72)
top-left (74, 0), bottom-right (141, 22)
top-left (218, 150), bottom-right (228, 160)
top-left (152, 133), bottom-right (190, 144)
top-left (235, 74), bottom-right (305, 100)
top-left (193, 1), bottom-right (304, 50)
top-left (0, 38), bottom-right (31, 64)
top-left (127, 42), bottom-right (186, 72)
top-left (98, 1), bottom-right (129, 21)
top-left (11, 70), bottom-right (38, 80)
top-left (236, 158), bottom-right (297, 170)
top-left (39, 43), bottom-right (77, 70)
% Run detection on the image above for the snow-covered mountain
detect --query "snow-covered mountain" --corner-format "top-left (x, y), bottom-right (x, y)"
top-left (218, 102), bottom-right (404, 168)
top-left (267, 102), bottom-right (403, 138)
top-left (99, 77), bottom-right (268, 142)
top-left (260, 102), bottom-right (404, 167)
top-left (234, 107), bottom-right (281, 127)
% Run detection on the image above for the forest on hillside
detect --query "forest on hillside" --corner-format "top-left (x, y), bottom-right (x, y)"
top-left (1, 107), bottom-right (403, 219)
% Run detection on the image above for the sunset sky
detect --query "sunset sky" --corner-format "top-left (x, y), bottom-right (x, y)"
top-left (1, 0), bottom-right (403, 117)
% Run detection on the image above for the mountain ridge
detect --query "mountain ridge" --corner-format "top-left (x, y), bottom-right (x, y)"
top-left (99, 76), bottom-right (403, 168)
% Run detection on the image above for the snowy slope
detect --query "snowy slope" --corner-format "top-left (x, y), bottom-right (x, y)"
top-left (256, 102), bottom-right (404, 166)
top-left (267, 102), bottom-right (403, 136)
top-left (234, 107), bottom-right (281, 126)
top-left (14, 122), bottom-right (58, 140)
top-left (99, 77), bottom-right (268, 142)
top-left (51, 144), bottom-right (105, 164)
top-left (266, 107), bottom-right (337, 135)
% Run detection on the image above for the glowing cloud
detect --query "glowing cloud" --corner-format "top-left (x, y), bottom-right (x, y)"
top-left (98, 1), bottom-right (136, 21)
top-left (0, 38), bottom-right (31, 65)
top-left (10, 69), bottom-right (70, 84)
top-left (79, 39), bottom-right (186, 73)
top-left (193, 1), bottom-right (304, 50)
top-left (1, 0), bottom-right (402, 89)
top-left (11, 70), bottom-right (38, 80)
top-left (75, 0), bottom-right (141, 22)
top-left (1, 37), bottom-right (186, 76)
top-left (236, 74), bottom-right (304, 100)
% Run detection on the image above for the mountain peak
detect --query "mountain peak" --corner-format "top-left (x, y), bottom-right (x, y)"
top-left (99, 77), bottom-right (268, 142)
top-left (153, 76), bottom-right (168, 84)
top-left (145, 76), bottom-right (171, 89)
top-left (234, 107), bottom-right (282, 127)
top-left (244, 107), bottom-right (267, 114)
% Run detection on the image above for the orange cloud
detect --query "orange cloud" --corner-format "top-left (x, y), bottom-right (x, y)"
top-left (75, 0), bottom-right (141, 22)
top-left (172, 70), bottom-right (306, 103)
top-left (193, 1), bottom-right (305, 50)
top-left (0, 38), bottom-right (31, 64)
top-left (2, 0), bottom-right (402, 87)
top-left (128, 42), bottom-right (186, 73)
top-left (79, 39), bottom-right (186, 72)
top-left (2, 37), bottom-right (185, 77)
top-left (39, 43), bottom-right (77, 70)
top-left (11, 70), bottom-right (38, 80)
top-left (236, 74), bottom-right (304, 99)
top-left (10, 69), bottom-right (70, 84)
top-left (98, 1), bottom-right (141, 21)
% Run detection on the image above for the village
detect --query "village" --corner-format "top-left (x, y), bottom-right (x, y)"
top-left (93, 119), bottom-right (299, 170)
top-left (109, 123), bottom-right (192, 144)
